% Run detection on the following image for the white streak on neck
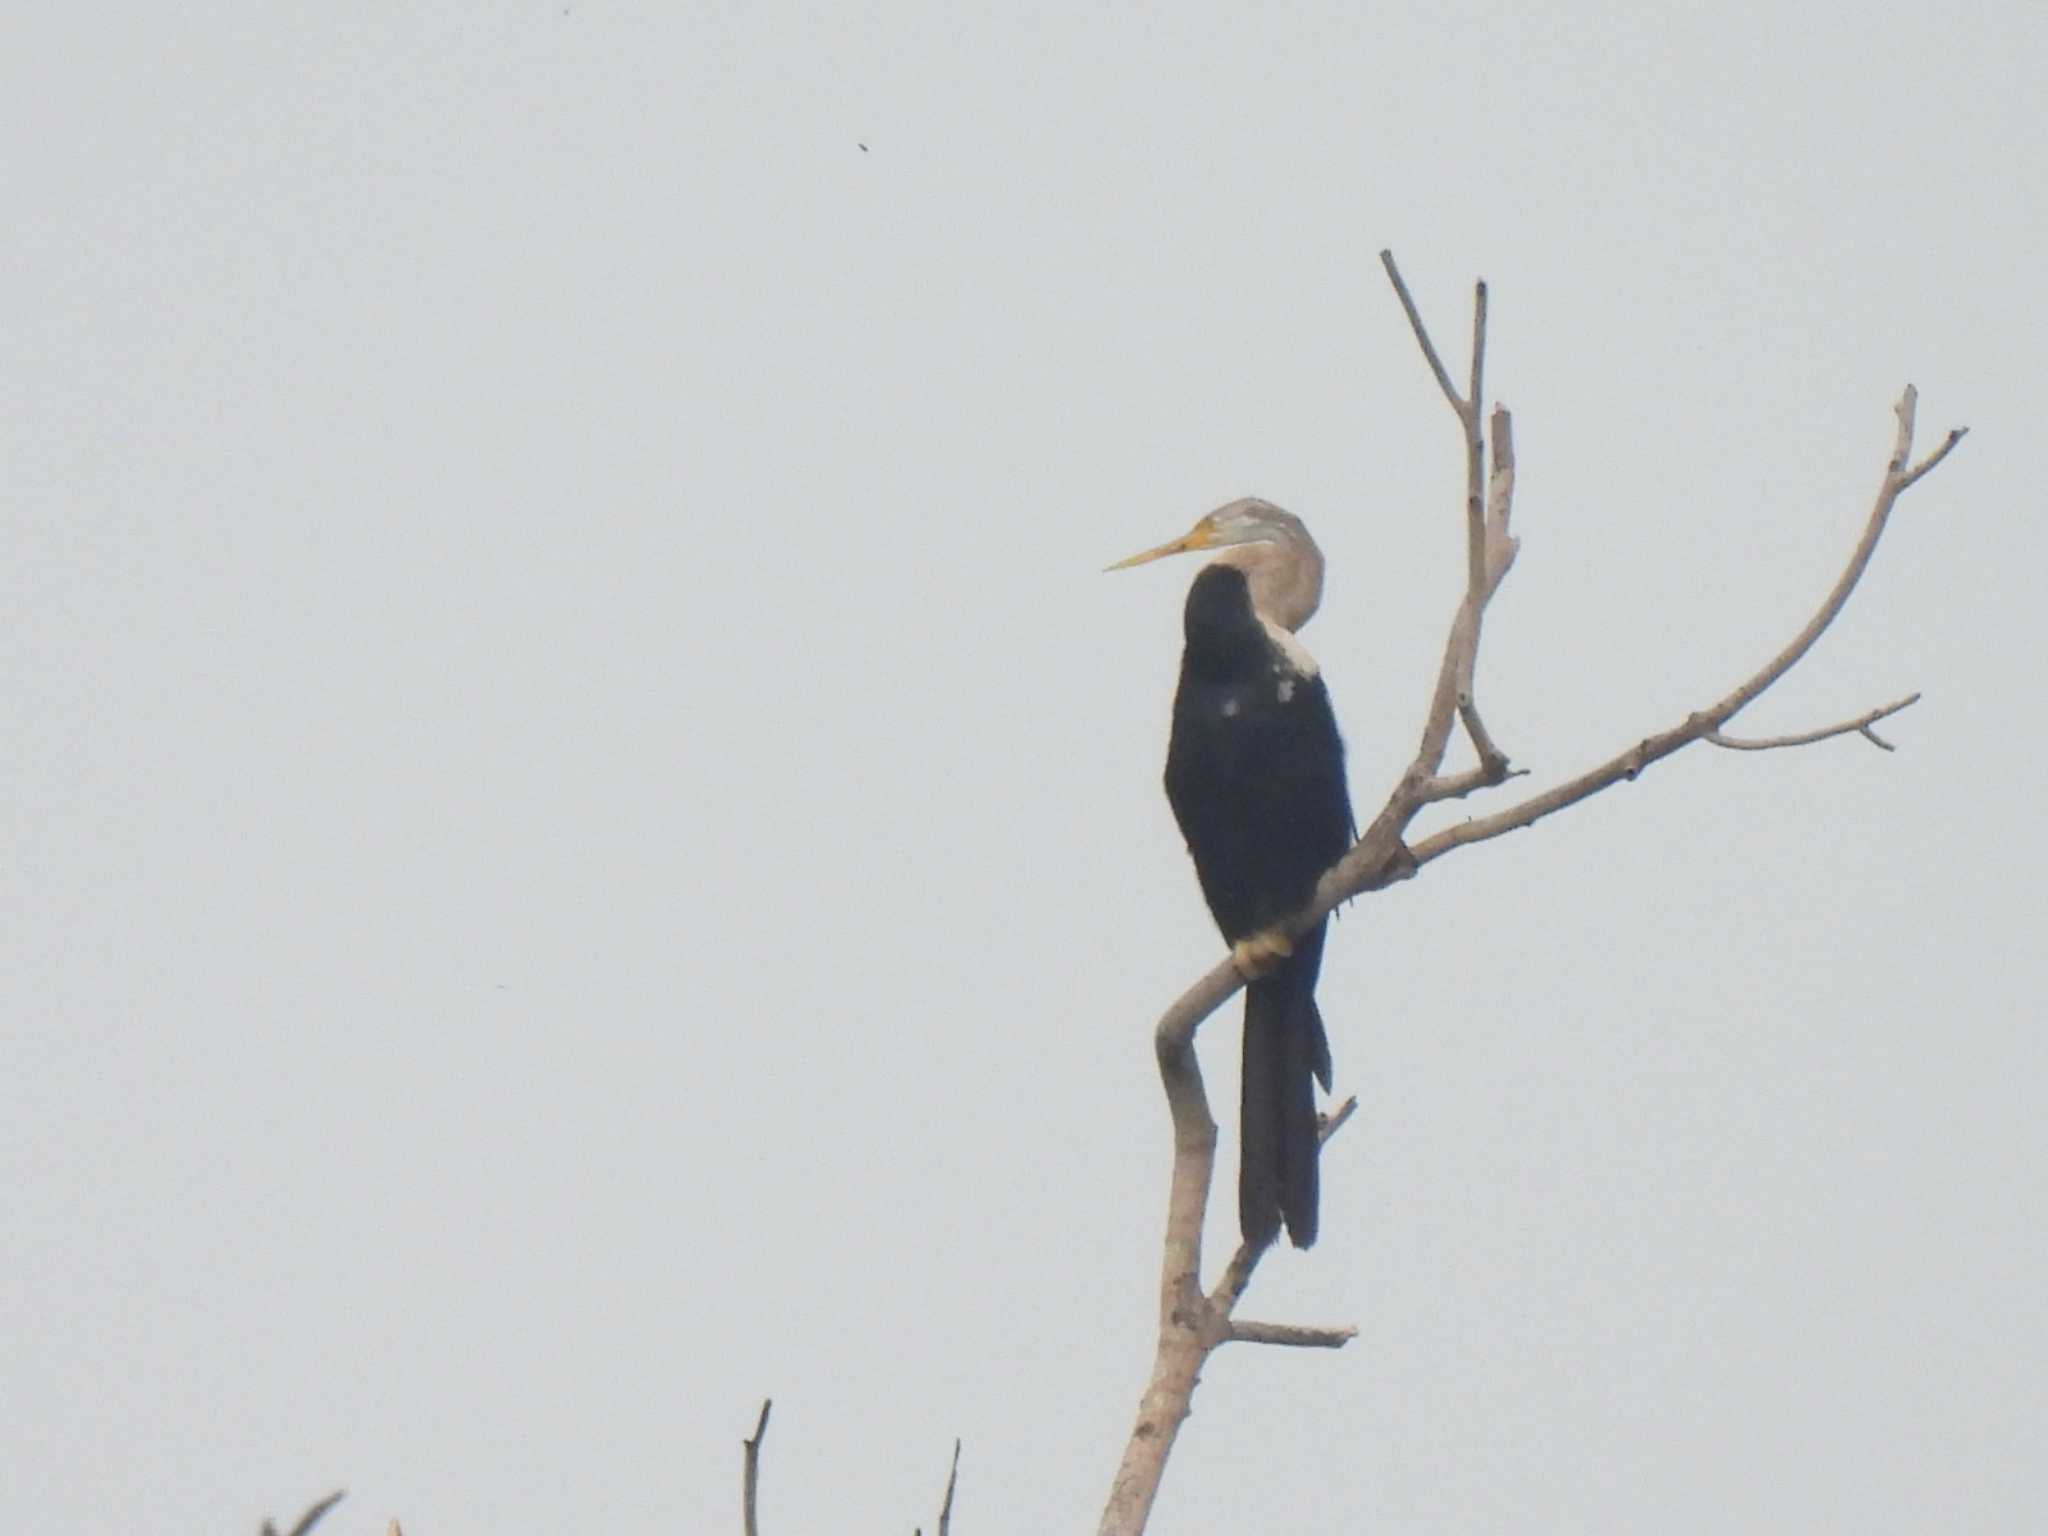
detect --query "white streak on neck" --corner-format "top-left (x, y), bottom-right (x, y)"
top-left (1260, 616), bottom-right (1320, 677)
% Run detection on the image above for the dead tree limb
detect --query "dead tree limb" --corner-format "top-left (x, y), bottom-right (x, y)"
top-left (1097, 252), bottom-right (1966, 1536)
top-left (260, 1490), bottom-right (346, 1536)
top-left (1707, 691), bottom-right (1920, 753)
top-left (742, 1399), bottom-right (772, 1536)
top-left (918, 1438), bottom-right (961, 1536)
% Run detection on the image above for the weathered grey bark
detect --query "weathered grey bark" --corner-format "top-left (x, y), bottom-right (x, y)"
top-left (741, 1399), bottom-right (771, 1536)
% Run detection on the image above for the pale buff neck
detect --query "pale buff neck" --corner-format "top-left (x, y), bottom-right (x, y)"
top-left (1213, 532), bottom-right (1324, 633)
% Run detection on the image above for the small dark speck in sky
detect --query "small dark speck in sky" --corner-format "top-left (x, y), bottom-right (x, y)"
top-left (858, 142), bottom-right (869, 152)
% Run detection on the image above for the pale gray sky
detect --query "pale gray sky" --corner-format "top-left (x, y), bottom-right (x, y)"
top-left (5, 4), bottom-right (2042, 1532)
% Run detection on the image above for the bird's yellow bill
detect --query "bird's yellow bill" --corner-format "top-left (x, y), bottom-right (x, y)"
top-left (1103, 515), bottom-right (1220, 572)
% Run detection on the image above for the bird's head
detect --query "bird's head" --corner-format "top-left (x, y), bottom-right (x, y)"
top-left (1107, 497), bottom-right (1325, 632)
top-left (1104, 497), bottom-right (1306, 572)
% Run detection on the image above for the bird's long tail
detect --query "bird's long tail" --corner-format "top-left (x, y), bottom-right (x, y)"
top-left (1239, 921), bottom-right (1334, 1251)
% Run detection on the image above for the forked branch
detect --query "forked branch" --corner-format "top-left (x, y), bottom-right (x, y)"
top-left (1406, 387), bottom-right (1963, 872)
top-left (1101, 254), bottom-right (1966, 1536)
top-left (1708, 692), bottom-right (1920, 753)
top-left (742, 1400), bottom-right (960, 1534)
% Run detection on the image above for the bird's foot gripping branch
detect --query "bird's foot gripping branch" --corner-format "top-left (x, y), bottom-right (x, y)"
top-left (1228, 930), bottom-right (1294, 980)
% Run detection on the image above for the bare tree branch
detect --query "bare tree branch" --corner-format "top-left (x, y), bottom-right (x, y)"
top-left (1402, 391), bottom-right (1961, 872)
top-left (1897, 424), bottom-right (1967, 490)
top-left (1463, 281), bottom-right (1489, 599)
top-left (261, 1490), bottom-right (345, 1536)
top-left (1457, 693), bottom-right (1510, 778)
top-left (935, 1439), bottom-right (962, 1536)
top-left (1102, 254), bottom-right (1967, 1536)
top-left (1483, 407), bottom-right (1519, 592)
top-left (1207, 1096), bottom-right (1361, 1313)
top-left (1378, 251), bottom-right (1464, 415)
top-left (1417, 759), bottom-right (1524, 805)
top-left (1319, 1094), bottom-right (1360, 1144)
top-left (1707, 692), bottom-right (1920, 753)
top-left (1230, 1320), bottom-right (1360, 1349)
top-left (743, 1399), bottom-right (772, 1536)
top-left (1395, 264), bottom-right (1513, 791)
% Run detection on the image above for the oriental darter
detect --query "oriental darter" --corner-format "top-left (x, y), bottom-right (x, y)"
top-left (1110, 498), bottom-right (1354, 1251)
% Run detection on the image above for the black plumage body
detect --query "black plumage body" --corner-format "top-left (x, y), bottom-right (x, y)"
top-left (1163, 563), bottom-right (1352, 1250)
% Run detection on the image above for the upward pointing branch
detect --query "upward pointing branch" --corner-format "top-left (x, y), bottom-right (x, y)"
top-left (742, 1399), bottom-right (772, 1536)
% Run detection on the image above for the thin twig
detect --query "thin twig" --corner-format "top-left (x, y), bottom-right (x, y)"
top-left (262, 1491), bottom-right (346, 1536)
top-left (1383, 253), bottom-right (1513, 792)
top-left (936, 1439), bottom-right (962, 1536)
top-left (1416, 763), bottom-right (1526, 804)
top-left (1230, 1321), bottom-right (1359, 1349)
top-left (743, 1399), bottom-right (772, 1536)
top-left (1319, 1094), bottom-right (1360, 1145)
top-left (1463, 282), bottom-right (1489, 601)
top-left (1484, 406), bottom-right (1519, 595)
top-left (1456, 693), bottom-right (1509, 776)
top-left (1898, 428), bottom-right (1966, 489)
top-left (1707, 692), bottom-right (1920, 752)
top-left (1378, 250), bottom-right (1464, 414)
top-left (1209, 1096), bottom-right (1361, 1313)
top-left (1467, 282), bottom-right (1487, 422)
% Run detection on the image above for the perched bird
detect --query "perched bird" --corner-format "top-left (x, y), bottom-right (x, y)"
top-left (1110, 498), bottom-right (1354, 1250)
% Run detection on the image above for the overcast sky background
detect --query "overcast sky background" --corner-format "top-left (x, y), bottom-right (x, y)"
top-left (5, 4), bottom-right (2043, 1532)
